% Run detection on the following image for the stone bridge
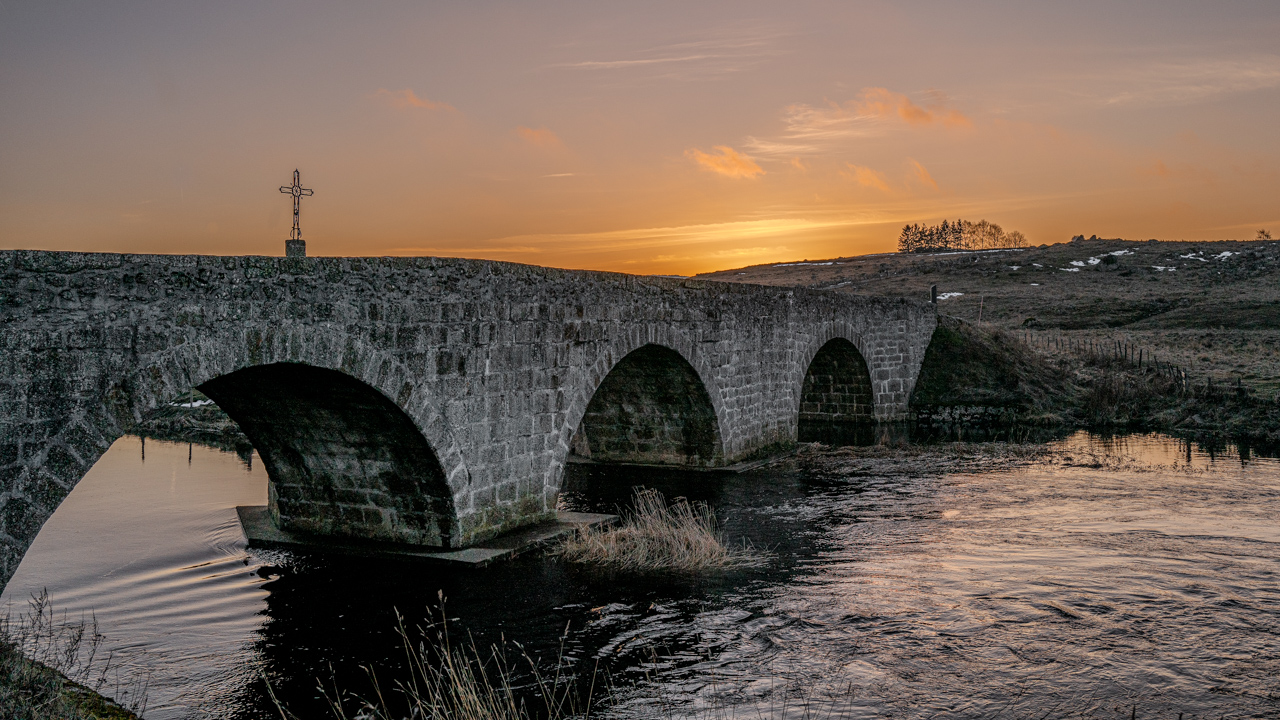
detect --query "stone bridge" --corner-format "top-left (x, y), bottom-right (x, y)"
top-left (0, 250), bottom-right (936, 589)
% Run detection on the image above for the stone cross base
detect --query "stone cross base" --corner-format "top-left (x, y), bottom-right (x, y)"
top-left (285, 239), bottom-right (306, 257)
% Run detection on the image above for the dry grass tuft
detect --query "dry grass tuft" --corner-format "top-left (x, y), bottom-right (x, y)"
top-left (273, 596), bottom-right (604, 720)
top-left (0, 590), bottom-right (146, 719)
top-left (559, 489), bottom-right (762, 572)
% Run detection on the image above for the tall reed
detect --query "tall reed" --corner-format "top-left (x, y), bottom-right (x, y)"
top-left (560, 489), bottom-right (762, 572)
top-left (272, 594), bottom-right (605, 720)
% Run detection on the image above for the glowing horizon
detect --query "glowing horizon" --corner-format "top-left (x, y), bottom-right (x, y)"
top-left (2, 2), bottom-right (1277, 276)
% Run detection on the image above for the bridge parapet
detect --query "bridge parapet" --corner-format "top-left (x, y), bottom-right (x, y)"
top-left (0, 250), bottom-right (935, 589)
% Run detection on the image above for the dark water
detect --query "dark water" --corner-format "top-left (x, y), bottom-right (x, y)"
top-left (3, 433), bottom-right (1278, 719)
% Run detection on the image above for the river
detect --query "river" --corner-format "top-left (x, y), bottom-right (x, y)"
top-left (3, 432), bottom-right (1276, 719)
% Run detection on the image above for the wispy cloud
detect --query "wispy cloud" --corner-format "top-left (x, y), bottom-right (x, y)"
top-left (561, 54), bottom-right (719, 70)
top-left (743, 137), bottom-right (822, 157)
top-left (859, 88), bottom-right (971, 127)
top-left (517, 126), bottom-right (563, 148)
top-left (373, 88), bottom-right (455, 111)
top-left (842, 163), bottom-right (890, 191)
top-left (1141, 159), bottom-right (1217, 185)
top-left (782, 87), bottom-right (970, 144)
top-left (383, 215), bottom-right (896, 275)
top-left (550, 27), bottom-right (786, 81)
top-left (745, 87), bottom-right (973, 159)
top-left (1099, 55), bottom-right (1280, 106)
top-left (908, 158), bottom-right (939, 189)
top-left (686, 146), bottom-right (765, 178)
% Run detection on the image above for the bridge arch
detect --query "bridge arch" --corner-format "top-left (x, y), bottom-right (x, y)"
top-left (201, 363), bottom-right (456, 546)
top-left (5, 328), bottom-right (471, 582)
top-left (549, 328), bottom-right (728, 494)
top-left (795, 326), bottom-right (877, 442)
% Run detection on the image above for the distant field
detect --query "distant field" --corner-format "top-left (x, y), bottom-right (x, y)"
top-left (698, 238), bottom-right (1280, 399)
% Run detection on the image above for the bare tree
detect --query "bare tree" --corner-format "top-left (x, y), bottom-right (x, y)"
top-left (898, 218), bottom-right (1028, 253)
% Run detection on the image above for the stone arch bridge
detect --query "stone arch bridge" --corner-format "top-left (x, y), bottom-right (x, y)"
top-left (0, 251), bottom-right (936, 589)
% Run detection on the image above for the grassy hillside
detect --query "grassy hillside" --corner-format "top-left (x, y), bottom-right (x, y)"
top-left (909, 316), bottom-right (1280, 441)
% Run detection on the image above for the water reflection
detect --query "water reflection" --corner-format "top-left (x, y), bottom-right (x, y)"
top-left (3, 433), bottom-right (1278, 718)
top-left (1065, 430), bottom-right (1276, 468)
top-left (0, 437), bottom-right (269, 718)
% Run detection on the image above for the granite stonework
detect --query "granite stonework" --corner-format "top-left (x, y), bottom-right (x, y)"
top-left (0, 250), bottom-right (936, 590)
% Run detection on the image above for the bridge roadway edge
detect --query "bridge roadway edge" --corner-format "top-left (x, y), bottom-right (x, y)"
top-left (0, 250), bottom-right (937, 590)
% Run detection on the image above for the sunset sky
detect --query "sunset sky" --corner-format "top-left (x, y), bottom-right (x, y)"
top-left (2, 1), bottom-right (1278, 275)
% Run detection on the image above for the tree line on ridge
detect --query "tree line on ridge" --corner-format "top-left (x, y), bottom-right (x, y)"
top-left (898, 219), bottom-right (1028, 253)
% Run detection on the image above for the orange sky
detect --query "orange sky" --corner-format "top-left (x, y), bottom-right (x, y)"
top-left (2, 1), bottom-right (1278, 275)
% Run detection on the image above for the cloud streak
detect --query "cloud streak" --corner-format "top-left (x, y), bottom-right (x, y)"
top-left (550, 27), bottom-right (786, 81)
top-left (560, 54), bottom-right (720, 70)
top-left (373, 88), bottom-right (455, 111)
top-left (743, 88), bottom-right (972, 157)
top-left (784, 87), bottom-right (970, 141)
top-left (517, 126), bottom-right (563, 148)
top-left (687, 146), bottom-right (765, 178)
top-left (1099, 55), bottom-right (1280, 106)
top-left (909, 158), bottom-right (939, 189)
top-left (843, 163), bottom-right (890, 191)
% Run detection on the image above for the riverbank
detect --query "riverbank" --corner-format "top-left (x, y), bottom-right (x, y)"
top-left (0, 596), bottom-right (144, 720)
top-left (0, 647), bottom-right (140, 720)
top-left (912, 315), bottom-right (1280, 444)
top-left (135, 389), bottom-right (252, 454)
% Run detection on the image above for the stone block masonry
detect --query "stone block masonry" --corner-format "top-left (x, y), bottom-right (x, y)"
top-left (0, 250), bottom-right (936, 591)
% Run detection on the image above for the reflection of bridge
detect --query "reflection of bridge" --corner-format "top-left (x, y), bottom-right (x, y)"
top-left (0, 251), bottom-right (936, 588)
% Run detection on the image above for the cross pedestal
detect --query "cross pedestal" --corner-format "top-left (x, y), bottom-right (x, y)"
top-left (286, 239), bottom-right (306, 257)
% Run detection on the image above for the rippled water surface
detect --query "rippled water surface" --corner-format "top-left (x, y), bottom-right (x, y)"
top-left (3, 433), bottom-right (1277, 719)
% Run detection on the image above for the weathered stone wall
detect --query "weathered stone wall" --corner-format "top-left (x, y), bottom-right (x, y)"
top-left (0, 250), bottom-right (936, 590)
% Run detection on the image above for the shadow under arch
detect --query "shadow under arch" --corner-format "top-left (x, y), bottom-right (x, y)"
top-left (798, 337), bottom-right (875, 446)
top-left (569, 344), bottom-right (724, 467)
top-left (200, 362), bottom-right (457, 548)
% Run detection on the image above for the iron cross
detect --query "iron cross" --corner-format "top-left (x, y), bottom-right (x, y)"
top-left (279, 169), bottom-right (314, 240)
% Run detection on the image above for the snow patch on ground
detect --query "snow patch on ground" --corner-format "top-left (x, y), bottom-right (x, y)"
top-left (1072, 252), bottom-right (1121, 266)
top-left (912, 249), bottom-right (1025, 257)
top-left (936, 292), bottom-right (965, 300)
top-left (1152, 266), bottom-right (1177, 272)
top-left (1180, 252), bottom-right (1207, 262)
top-left (1008, 266), bottom-right (1021, 271)
top-left (172, 399), bottom-right (215, 408)
top-left (773, 261), bottom-right (834, 267)
top-left (1059, 267), bottom-right (1081, 272)
top-left (1213, 251), bottom-right (1237, 261)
